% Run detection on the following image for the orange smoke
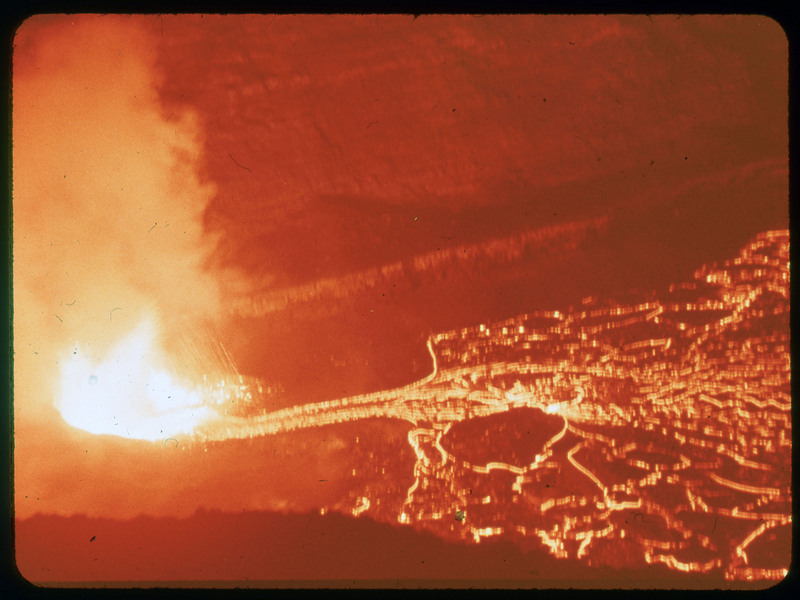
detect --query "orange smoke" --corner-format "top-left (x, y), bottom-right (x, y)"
top-left (12, 14), bottom-right (239, 495)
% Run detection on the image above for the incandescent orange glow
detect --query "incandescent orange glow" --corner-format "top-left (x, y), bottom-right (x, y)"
top-left (56, 318), bottom-right (215, 441)
top-left (11, 13), bottom-right (789, 589)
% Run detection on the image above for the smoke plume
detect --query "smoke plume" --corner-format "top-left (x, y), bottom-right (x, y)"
top-left (13, 15), bottom-right (229, 430)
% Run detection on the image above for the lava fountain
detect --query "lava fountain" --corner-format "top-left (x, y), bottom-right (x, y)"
top-left (13, 15), bottom-right (253, 446)
top-left (55, 317), bottom-right (219, 441)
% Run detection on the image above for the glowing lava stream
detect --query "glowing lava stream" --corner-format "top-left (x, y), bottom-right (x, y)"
top-left (55, 313), bottom-right (448, 444)
top-left (56, 318), bottom-right (218, 441)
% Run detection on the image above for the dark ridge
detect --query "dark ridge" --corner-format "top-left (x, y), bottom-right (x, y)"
top-left (13, 510), bottom-right (756, 588)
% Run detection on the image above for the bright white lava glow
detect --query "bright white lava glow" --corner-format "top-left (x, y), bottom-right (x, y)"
top-left (56, 318), bottom-right (216, 441)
